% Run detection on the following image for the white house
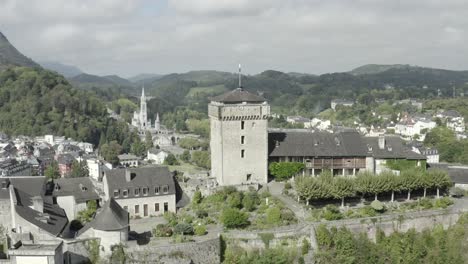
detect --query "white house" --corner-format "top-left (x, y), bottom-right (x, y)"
top-left (118, 154), bottom-right (140, 167)
top-left (146, 148), bottom-right (169, 165)
top-left (331, 99), bottom-right (354, 111)
top-left (103, 167), bottom-right (177, 218)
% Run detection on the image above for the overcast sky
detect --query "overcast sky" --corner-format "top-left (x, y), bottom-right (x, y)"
top-left (1, 0), bottom-right (467, 77)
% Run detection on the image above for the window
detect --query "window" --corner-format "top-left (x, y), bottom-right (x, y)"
top-left (241, 149), bottom-right (245, 158)
top-left (134, 205), bottom-right (139, 214)
top-left (246, 174), bottom-right (252, 181)
top-left (134, 188), bottom-right (140, 196)
top-left (164, 202), bottom-right (168, 212)
top-left (122, 189), bottom-right (128, 197)
top-left (163, 185), bottom-right (169, 194)
top-left (155, 203), bottom-right (160, 212)
top-left (241, 121), bottom-right (245, 130)
top-left (241, 136), bottom-right (245, 144)
top-left (144, 204), bottom-right (148, 217)
top-left (142, 187), bottom-right (148, 196)
top-left (155, 186), bottom-right (160, 194)
top-left (113, 189), bottom-right (119, 197)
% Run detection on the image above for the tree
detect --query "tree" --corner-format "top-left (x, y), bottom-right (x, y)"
top-left (69, 160), bottom-right (89, 178)
top-left (220, 208), bottom-right (249, 228)
top-left (269, 162), bottom-right (305, 181)
top-left (144, 131), bottom-right (154, 150)
top-left (192, 190), bottom-right (203, 205)
top-left (332, 177), bottom-right (355, 207)
top-left (191, 151), bottom-right (210, 169)
top-left (429, 169), bottom-right (452, 198)
top-left (130, 140), bottom-right (146, 157)
top-left (164, 154), bottom-right (180, 165)
top-left (77, 200), bottom-right (97, 224)
top-left (180, 150), bottom-right (191, 162)
top-left (100, 141), bottom-right (122, 165)
top-left (400, 169), bottom-right (423, 201)
top-left (45, 161), bottom-right (60, 179)
top-left (380, 171), bottom-right (402, 202)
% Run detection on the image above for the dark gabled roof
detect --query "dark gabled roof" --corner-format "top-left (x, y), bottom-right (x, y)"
top-left (105, 167), bottom-right (176, 199)
top-left (268, 130), bottom-right (368, 157)
top-left (57, 153), bottom-right (75, 165)
top-left (11, 177), bottom-right (68, 236)
top-left (428, 163), bottom-right (468, 184)
top-left (210, 88), bottom-right (266, 104)
top-left (118, 154), bottom-right (140, 161)
top-left (441, 110), bottom-right (461, 118)
top-left (89, 198), bottom-right (128, 231)
top-left (52, 178), bottom-right (99, 203)
top-left (364, 136), bottom-right (426, 160)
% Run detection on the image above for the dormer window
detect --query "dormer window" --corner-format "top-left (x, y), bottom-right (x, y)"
top-left (163, 185), bottom-right (169, 194)
top-left (155, 186), bottom-right (160, 194)
top-left (113, 189), bottom-right (119, 197)
top-left (142, 187), bottom-right (148, 196)
top-left (122, 189), bottom-right (128, 197)
top-left (134, 188), bottom-right (140, 196)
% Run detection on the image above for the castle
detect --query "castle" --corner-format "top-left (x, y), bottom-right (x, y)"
top-left (132, 88), bottom-right (160, 133)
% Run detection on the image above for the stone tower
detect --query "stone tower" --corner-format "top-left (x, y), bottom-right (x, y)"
top-left (209, 87), bottom-right (270, 186)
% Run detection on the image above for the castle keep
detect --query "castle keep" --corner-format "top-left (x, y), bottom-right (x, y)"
top-left (209, 87), bottom-right (270, 186)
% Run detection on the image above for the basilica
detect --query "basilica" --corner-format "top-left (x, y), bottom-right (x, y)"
top-left (131, 88), bottom-right (161, 133)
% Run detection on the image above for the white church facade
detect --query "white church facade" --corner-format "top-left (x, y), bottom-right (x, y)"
top-left (132, 88), bottom-right (161, 133)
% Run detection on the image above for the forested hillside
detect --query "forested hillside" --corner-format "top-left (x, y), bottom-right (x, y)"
top-left (0, 32), bottom-right (39, 71)
top-left (0, 67), bottom-right (138, 149)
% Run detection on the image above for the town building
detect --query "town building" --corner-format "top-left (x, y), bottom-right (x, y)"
top-left (56, 153), bottom-right (75, 177)
top-left (331, 99), bottom-right (355, 111)
top-left (209, 86), bottom-right (270, 186)
top-left (394, 114), bottom-right (436, 140)
top-left (438, 110), bottom-right (465, 133)
top-left (52, 177), bottom-right (100, 221)
top-left (0, 159), bottom-right (32, 176)
top-left (8, 241), bottom-right (64, 264)
top-left (146, 148), bottom-right (169, 165)
top-left (118, 153), bottom-right (140, 167)
top-left (103, 167), bottom-right (177, 218)
top-left (77, 198), bottom-right (129, 254)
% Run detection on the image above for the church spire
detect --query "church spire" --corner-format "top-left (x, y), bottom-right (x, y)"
top-left (141, 86), bottom-right (145, 99)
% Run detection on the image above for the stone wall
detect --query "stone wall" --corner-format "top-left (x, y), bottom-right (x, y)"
top-left (126, 237), bottom-right (220, 264)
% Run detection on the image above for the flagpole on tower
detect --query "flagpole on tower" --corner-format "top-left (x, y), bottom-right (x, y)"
top-left (238, 64), bottom-right (242, 88)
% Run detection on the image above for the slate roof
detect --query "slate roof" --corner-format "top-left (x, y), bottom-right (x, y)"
top-left (118, 154), bottom-right (140, 161)
top-left (210, 88), bottom-right (266, 104)
top-left (77, 198), bottom-right (129, 236)
top-left (441, 110), bottom-right (461, 118)
top-left (52, 177), bottom-right (99, 203)
top-left (10, 177), bottom-right (68, 236)
top-left (428, 163), bottom-right (468, 184)
top-left (268, 130), bottom-right (368, 157)
top-left (364, 136), bottom-right (426, 160)
top-left (105, 166), bottom-right (176, 199)
top-left (57, 153), bottom-right (75, 165)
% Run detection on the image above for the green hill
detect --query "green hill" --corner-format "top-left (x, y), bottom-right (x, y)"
top-left (0, 31), bottom-right (39, 71)
top-left (349, 64), bottom-right (413, 75)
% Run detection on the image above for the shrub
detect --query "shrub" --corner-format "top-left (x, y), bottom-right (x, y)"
top-left (242, 193), bottom-right (256, 212)
top-left (434, 197), bottom-right (453, 209)
top-left (269, 162), bottom-right (305, 181)
top-left (174, 223), bottom-right (194, 235)
top-left (284, 182), bottom-right (292, 190)
top-left (227, 192), bottom-right (243, 209)
top-left (301, 238), bottom-right (310, 255)
top-left (419, 198), bottom-right (433, 209)
top-left (196, 209), bottom-right (208, 219)
top-left (359, 206), bottom-right (377, 217)
top-left (370, 200), bottom-right (385, 212)
top-left (220, 208), bottom-right (249, 229)
top-left (153, 224), bottom-right (173, 237)
top-left (164, 212), bottom-right (178, 227)
top-left (281, 209), bottom-right (296, 223)
top-left (266, 207), bottom-right (282, 225)
top-left (192, 190), bottom-right (203, 205)
top-left (194, 224), bottom-right (207, 236)
top-left (449, 187), bottom-right (465, 197)
top-left (322, 205), bottom-right (343, 221)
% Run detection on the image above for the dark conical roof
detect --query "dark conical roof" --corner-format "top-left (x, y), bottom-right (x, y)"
top-left (210, 88), bottom-right (266, 104)
top-left (90, 198), bottom-right (128, 231)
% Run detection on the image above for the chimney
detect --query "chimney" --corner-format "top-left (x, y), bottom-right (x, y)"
top-left (31, 196), bottom-right (43, 213)
top-left (125, 169), bottom-right (131, 182)
top-left (378, 135), bottom-right (385, 150)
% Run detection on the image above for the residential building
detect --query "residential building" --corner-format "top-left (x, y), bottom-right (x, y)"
top-left (307, 118), bottom-right (331, 130)
top-left (269, 130), bottom-right (370, 176)
top-left (331, 99), bottom-right (354, 111)
top-left (0, 159), bottom-right (32, 176)
top-left (8, 241), bottom-right (64, 264)
top-left (118, 154), bottom-right (140, 167)
top-left (52, 177), bottom-right (100, 221)
top-left (209, 87), bottom-right (270, 186)
top-left (286, 116), bottom-right (310, 125)
top-left (438, 110), bottom-right (465, 133)
top-left (103, 167), bottom-right (177, 218)
top-left (56, 153), bottom-right (75, 177)
top-left (147, 148), bottom-right (169, 165)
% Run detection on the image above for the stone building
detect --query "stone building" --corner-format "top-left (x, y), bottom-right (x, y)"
top-left (209, 87), bottom-right (270, 186)
top-left (103, 167), bottom-right (176, 218)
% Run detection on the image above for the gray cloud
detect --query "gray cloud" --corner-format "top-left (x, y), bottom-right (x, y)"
top-left (1, 0), bottom-right (467, 77)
